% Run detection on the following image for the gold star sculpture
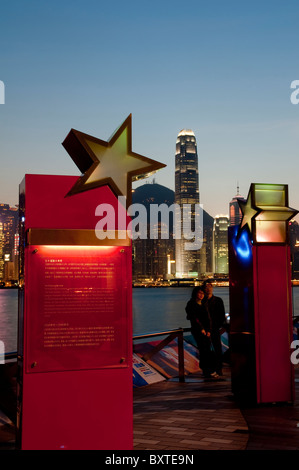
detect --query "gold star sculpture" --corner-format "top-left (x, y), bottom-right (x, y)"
top-left (62, 114), bottom-right (166, 207)
top-left (238, 183), bottom-right (298, 244)
top-left (238, 191), bottom-right (260, 235)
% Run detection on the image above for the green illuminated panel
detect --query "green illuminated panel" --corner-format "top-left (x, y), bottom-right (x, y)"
top-left (254, 184), bottom-right (285, 207)
top-left (238, 182), bottom-right (298, 245)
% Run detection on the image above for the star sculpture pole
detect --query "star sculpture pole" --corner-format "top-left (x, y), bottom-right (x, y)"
top-left (230, 183), bottom-right (299, 405)
top-left (238, 183), bottom-right (298, 244)
top-left (62, 114), bottom-right (166, 208)
top-left (238, 191), bottom-right (260, 236)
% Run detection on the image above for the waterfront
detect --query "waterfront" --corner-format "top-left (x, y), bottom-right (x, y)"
top-left (132, 286), bottom-right (230, 336)
top-left (1, 286), bottom-right (299, 355)
top-left (0, 289), bottom-right (18, 355)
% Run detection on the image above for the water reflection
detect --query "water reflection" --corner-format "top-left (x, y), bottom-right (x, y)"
top-left (1, 286), bottom-right (299, 353)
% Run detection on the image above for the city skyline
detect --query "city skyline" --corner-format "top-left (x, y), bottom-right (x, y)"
top-left (0, 1), bottom-right (298, 219)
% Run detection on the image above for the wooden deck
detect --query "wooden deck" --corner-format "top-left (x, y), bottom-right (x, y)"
top-left (134, 366), bottom-right (299, 450)
top-left (1, 366), bottom-right (299, 450)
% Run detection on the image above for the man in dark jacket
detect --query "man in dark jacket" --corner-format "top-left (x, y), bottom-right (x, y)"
top-left (203, 282), bottom-right (226, 376)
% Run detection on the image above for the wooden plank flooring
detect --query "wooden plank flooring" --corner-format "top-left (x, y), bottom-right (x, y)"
top-left (1, 366), bottom-right (299, 450)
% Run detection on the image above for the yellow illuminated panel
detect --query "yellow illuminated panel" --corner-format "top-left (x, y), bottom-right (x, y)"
top-left (255, 221), bottom-right (286, 243)
top-left (255, 207), bottom-right (295, 221)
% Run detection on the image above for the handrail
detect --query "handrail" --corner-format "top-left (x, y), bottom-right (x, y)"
top-left (0, 352), bottom-right (17, 362)
top-left (1, 330), bottom-right (193, 384)
top-left (133, 327), bottom-right (191, 341)
top-left (133, 327), bottom-right (192, 383)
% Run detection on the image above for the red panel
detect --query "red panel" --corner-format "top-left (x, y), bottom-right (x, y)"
top-left (18, 175), bottom-right (133, 449)
top-left (253, 245), bottom-right (294, 403)
top-left (25, 245), bottom-right (130, 373)
top-left (21, 174), bottom-right (130, 231)
top-left (20, 368), bottom-right (133, 450)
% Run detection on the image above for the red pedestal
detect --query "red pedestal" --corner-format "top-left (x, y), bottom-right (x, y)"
top-left (17, 175), bottom-right (133, 450)
top-left (253, 245), bottom-right (294, 404)
top-left (229, 227), bottom-right (294, 404)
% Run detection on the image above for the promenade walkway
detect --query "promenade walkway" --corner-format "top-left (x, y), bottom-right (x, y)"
top-left (133, 365), bottom-right (299, 451)
top-left (1, 366), bottom-right (299, 450)
top-left (133, 366), bottom-right (248, 450)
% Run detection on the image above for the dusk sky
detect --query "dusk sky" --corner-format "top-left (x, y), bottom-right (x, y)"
top-left (0, 0), bottom-right (298, 218)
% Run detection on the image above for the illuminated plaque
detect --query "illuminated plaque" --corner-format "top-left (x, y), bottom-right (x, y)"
top-left (62, 114), bottom-right (166, 208)
top-left (25, 245), bottom-right (130, 373)
top-left (238, 183), bottom-right (298, 244)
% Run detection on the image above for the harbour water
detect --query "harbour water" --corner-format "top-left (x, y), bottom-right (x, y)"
top-left (0, 289), bottom-right (18, 355)
top-left (1, 286), bottom-right (299, 354)
top-left (132, 286), bottom-right (230, 336)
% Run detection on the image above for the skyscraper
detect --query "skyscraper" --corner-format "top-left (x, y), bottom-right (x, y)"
top-left (0, 204), bottom-right (19, 281)
top-left (229, 185), bottom-right (245, 226)
top-left (0, 222), bottom-right (4, 281)
top-left (213, 215), bottom-right (229, 274)
top-left (175, 129), bottom-right (200, 277)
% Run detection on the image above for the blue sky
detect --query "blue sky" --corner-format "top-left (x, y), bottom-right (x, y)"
top-left (0, 0), bottom-right (298, 218)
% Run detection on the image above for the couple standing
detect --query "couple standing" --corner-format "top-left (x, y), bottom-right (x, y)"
top-left (186, 282), bottom-right (226, 379)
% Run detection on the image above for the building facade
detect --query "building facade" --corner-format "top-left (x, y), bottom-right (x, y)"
top-left (132, 183), bottom-right (175, 281)
top-left (0, 204), bottom-right (19, 282)
top-left (174, 129), bottom-right (200, 277)
top-left (213, 215), bottom-right (229, 274)
top-left (131, 181), bottom-right (214, 281)
top-left (229, 186), bottom-right (245, 226)
top-left (289, 220), bottom-right (299, 280)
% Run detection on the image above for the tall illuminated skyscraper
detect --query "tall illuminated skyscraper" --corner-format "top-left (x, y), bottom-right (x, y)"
top-left (175, 129), bottom-right (200, 277)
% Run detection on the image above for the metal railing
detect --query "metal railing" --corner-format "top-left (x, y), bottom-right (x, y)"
top-left (1, 329), bottom-right (193, 385)
top-left (0, 352), bottom-right (17, 363)
top-left (133, 327), bottom-right (192, 383)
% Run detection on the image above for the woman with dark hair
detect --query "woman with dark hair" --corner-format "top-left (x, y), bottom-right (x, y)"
top-left (185, 286), bottom-right (218, 378)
